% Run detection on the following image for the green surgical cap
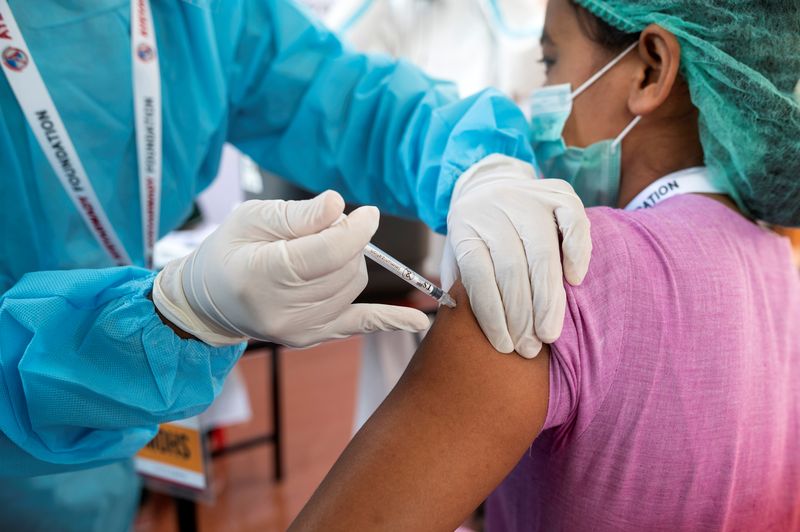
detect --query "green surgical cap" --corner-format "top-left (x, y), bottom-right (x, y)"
top-left (574, 0), bottom-right (800, 226)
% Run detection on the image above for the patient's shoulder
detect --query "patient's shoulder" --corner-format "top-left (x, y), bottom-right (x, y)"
top-left (543, 203), bottom-right (676, 435)
top-left (569, 206), bottom-right (637, 306)
top-left (578, 198), bottom-right (708, 290)
top-left (545, 196), bottom-right (743, 435)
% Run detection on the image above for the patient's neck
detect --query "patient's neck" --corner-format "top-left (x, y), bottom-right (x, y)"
top-left (616, 119), bottom-right (705, 209)
top-left (616, 132), bottom-right (745, 217)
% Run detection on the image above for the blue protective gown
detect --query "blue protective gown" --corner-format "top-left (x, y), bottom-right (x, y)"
top-left (0, 0), bottom-right (534, 528)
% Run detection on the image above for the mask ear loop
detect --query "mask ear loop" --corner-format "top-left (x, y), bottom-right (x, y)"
top-left (572, 41), bottom-right (639, 99)
top-left (611, 115), bottom-right (642, 149)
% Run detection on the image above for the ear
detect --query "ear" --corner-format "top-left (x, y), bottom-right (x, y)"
top-left (627, 24), bottom-right (682, 116)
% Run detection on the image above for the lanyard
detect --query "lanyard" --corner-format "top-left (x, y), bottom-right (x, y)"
top-left (0, 0), bottom-right (162, 268)
top-left (624, 167), bottom-right (723, 212)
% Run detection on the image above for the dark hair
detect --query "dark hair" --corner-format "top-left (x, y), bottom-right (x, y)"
top-left (571, 2), bottom-right (640, 52)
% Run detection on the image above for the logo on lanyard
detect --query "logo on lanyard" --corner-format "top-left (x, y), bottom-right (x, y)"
top-left (136, 43), bottom-right (155, 63)
top-left (2, 46), bottom-right (27, 71)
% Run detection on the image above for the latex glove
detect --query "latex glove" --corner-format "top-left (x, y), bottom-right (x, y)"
top-left (442, 154), bottom-right (592, 358)
top-left (153, 191), bottom-right (430, 348)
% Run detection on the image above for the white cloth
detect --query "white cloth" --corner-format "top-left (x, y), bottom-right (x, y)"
top-left (327, 0), bottom-right (546, 98)
top-left (353, 330), bottom-right (420, 431)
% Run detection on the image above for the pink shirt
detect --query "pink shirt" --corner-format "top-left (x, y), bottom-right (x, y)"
top-left (487, 195), bottom-right (800, 531)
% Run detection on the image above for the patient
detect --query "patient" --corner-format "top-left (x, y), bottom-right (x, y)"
top-left (291, 0), bottom-right (800, 529)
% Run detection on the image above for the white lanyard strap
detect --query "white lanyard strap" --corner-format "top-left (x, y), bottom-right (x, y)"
top-left (624, 167), bottom-right (723, 211)
top-left (0, 0), bottom-right (162, 268)
top-left (132, 0), bottom-right (162, 268)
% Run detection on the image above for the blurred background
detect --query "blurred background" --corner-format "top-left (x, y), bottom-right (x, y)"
top-left (135, 1), bottom-right (800, 530)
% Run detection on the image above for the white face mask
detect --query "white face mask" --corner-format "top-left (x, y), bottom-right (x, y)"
top-left (528, 41), bottom-right (641, 207)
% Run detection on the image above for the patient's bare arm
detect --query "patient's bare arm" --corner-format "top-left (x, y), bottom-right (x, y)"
top-left (290, 282), bottom-right (550, 531)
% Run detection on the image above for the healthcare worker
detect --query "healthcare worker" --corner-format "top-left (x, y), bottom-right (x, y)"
top-left (0, 0), bottom-right (591, 529)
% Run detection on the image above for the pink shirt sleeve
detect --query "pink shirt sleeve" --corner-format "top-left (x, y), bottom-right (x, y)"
top-left (543, 208), bottom-right (633, 446)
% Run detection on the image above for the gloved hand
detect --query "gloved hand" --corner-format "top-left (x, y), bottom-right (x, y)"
top-left (153, 191), bottom-right (430, 348)
top-left (442, 154), bottom-right (592, 359)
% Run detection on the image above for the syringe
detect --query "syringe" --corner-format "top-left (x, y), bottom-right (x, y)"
top-left (363, 243), bottom-right (456, 308)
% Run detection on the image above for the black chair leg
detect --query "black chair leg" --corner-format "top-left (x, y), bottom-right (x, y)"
top-left (176, 497), bottom-right (198, 532)
top-left (271, 345), bottom-right (283, 482)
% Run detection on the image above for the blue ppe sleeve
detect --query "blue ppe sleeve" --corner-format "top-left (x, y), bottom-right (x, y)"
top-left (0, 267), bottom-right (243, 476)
top-left (226, 0), bottom-right (536, 234)
top-left (0, 461), bottom-right (141, 532)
